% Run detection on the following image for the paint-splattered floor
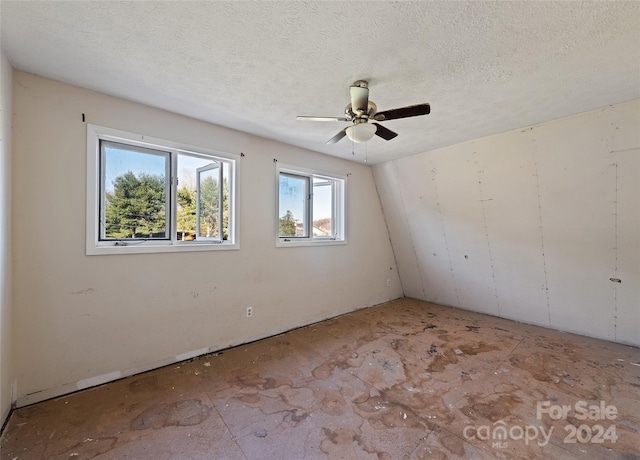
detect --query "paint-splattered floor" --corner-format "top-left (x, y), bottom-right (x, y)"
top-left (1, 298), bottom-right (639, 459)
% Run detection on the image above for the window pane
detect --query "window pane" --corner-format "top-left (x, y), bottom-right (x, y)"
top-left (279, 174), bottom-right (308, 237)
top-left (177, 153), bottom-right (230, 242)
top-left (313, 177), bottom-right (334, 237)
top-left (101, 141), bottom-right (169, 239)
top-left (222, 162), bottom-right (230, 241)
top-left (196, 163), bottom-right (221, 240)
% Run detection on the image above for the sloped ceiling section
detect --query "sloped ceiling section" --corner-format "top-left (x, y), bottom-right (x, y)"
top-left (1, 1), bottom-right (639, 164)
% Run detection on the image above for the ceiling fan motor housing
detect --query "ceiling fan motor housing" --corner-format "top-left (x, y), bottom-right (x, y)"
top-left (345, 101), bottom-right (377, 121)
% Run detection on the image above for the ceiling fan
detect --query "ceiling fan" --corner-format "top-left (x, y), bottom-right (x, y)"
top-left (297, 80), bottom-right (430, 144)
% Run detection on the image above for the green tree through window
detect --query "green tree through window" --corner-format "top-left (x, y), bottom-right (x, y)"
top-left (199, 174), bottom-right (220, 238)
top-left (105, 171), bottom-right (166, 239)
top-left (177, 177), bottom-right (231, 241)
top-left (279, 209), bottom-right (296, 237)
top-left (177, 186), bottom-right (196, 240)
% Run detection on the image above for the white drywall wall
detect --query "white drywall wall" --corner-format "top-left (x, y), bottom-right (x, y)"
top-left (0, 50), bottom-right (14, 424)
top-left (11, 72), bottom-right (402, 406)
top-left (374, 100), bottom-right (640, 347)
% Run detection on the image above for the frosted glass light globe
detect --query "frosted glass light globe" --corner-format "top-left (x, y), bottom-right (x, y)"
top-left (346, 123), bottom-right (376, 143)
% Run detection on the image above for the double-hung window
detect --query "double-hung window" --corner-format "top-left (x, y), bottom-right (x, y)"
top-left (87, 124), bottom-right (238, 254)
top-left (276, 163), bottom-right (346, 246)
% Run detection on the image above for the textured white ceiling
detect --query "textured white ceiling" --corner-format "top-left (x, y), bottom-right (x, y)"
top-left (1, 1), bottom-right (639, 164)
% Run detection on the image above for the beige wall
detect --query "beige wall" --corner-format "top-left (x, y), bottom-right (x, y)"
top-left (11, 72), bottom-right (402, 406)
top-left (0, 50), bottom-right (14, 424)
top-left (374, 100), bottom-right (640, 347)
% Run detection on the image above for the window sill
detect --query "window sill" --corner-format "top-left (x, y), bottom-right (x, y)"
top-left (276, 239), bottom-right (347, 248)
top-left (87, 242), bottom-right (240, 255)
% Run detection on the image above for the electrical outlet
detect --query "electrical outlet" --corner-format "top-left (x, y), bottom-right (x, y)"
top-left (387, 279), bottom-right (391, 286)
top-left (246, 306), bottom-right (253, 318)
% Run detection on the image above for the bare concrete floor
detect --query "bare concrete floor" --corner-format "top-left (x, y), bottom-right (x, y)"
top-left (1, 298), bottom-right (639, 459)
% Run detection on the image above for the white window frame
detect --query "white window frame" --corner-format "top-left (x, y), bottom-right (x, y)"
top-left (86, 124), bottom-right (240, 255)
top-left (195, 162), bottom-right (223, 243)
top-left (276, 163), bottom-right (346, 247)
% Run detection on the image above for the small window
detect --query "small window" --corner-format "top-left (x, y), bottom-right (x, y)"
top-left (87, 125), bottom-right (238, 254)
top-left (276, 163), bottom-right (346, 246)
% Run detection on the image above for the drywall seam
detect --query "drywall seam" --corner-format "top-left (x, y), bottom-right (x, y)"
top-left (613, 159), bottom-right (619, 340)
top-left (609, 146), bottom-right (640, 341)
top-left (533, 156), bottom-right (552, 327)
top-left (15, 298), bottom-right (400, 407)
top-left (431, 164), bottom-right (460, 306)
top-left (475, 158), bottom-right (501, 316)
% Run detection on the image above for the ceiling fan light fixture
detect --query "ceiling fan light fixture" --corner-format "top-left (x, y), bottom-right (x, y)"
top-left (346, 123), bottom-right (377, 143)
top-left (298, 81), bottom-right (430, 146)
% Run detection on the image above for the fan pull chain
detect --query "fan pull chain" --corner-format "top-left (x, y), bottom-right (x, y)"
top-left (365, 142), bottom-right (368, 163)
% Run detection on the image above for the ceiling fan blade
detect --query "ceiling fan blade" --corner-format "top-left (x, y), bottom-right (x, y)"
top-left (373, 123), bottom-right (398, 141)
top-left (350, 85), bottom-right (369, 114)
top-left (297, 116), bottom-right (349, 122)
top-left (373, 103), bottom-right (430, 121)
top-left (326, 128), bottom-right (347, 144)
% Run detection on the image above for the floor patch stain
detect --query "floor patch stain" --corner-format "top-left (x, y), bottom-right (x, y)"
top-left (131, 399), bottom-right (211, 430)
top-left (319, 390), bottom-right (347, 416)
top-left (461, 394), bottom-right (523, 422)
top-left (439, 432), bottom-right (466, 456)
top-left (457, 342), bottom-right (499, 356)
top-left (55, 437), bottom-right (117, 459)
top-left (128, 375), bottom-right (158, 393)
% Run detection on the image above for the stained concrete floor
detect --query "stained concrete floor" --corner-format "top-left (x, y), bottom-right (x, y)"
top-left (1, 298), bottom-right (639, 460)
